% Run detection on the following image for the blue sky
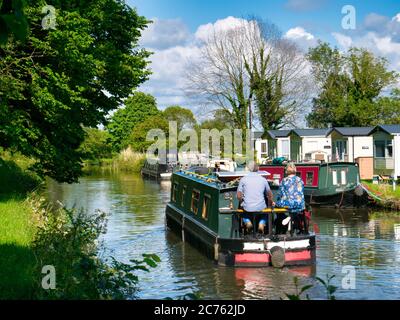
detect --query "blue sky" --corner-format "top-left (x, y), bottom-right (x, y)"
top-left (127, 0), bottom-right (400, 127)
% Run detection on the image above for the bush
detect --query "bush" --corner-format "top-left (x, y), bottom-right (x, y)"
top-left (29, 195), bottom-right (159, 299)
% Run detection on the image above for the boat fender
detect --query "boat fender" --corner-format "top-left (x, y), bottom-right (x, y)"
top-left (182, 216), bottom-right (185, 242)
top-left (354, 184), bottom-right (364, 197)
top-left (214, 242), bottom-right (220, 261)
top-left (270, 246), bottom-right (285, 268)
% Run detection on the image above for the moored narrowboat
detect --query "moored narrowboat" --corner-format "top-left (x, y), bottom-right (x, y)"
top-left (259, 162), bottom-right (367, 207)
top-left (141, 160), bottom-right (175, 180)
top-left (165, 169), bottom-right (316, 268)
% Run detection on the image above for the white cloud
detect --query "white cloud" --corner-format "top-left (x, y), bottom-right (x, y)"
top-left (140, 18), bottom-right (191, 50)
top-left (332, 32), bottom-right (353, 49)
top-left (285, 27), bottom-right (314, 41)
top-left (140, 16), bottom-right (249, 110)
top-left (195, 16), bottom-right (247, 42)
top-left (285, 27), bottom-right (317, 51)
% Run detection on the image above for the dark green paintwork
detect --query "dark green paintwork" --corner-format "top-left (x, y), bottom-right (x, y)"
top-left (170, 171), bottom-right (238, 237)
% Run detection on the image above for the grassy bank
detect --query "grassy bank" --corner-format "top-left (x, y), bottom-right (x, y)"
top-left (0, 153), bottom-right (159, 299)
top-left (0, 198), bottom-right (37, 299)
top-left (362, 181), bottom-right (400, 210)
top-left (0, 154), bottom-right (41, 299)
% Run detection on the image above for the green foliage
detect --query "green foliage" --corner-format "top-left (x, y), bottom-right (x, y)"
top-left (0, 1), bottom-right (151, 183)
top-left (0, 153), bottom-right (41, 197)
top-left (128, 115), bottom-right (169, 153)
top-left (31, 197), bottom-right (160, 299)
top-left (163, 105), bottom-right (196, 130)
top-left (0, 0), bottom-right (29, 45)
top-left (245, 47), bottom-right (286, 131)
top-left (199, 109), bottom-right (233, 131)
top-left (307, 42), bottom-right (398, 128)
top-left (284, 274), bottom-right (337, 300)
top-left (107, 92), bottom-right (160, 151)
top-left (79, 128), bottom-right (113, 160)
top-left (284, 277), bottom-right (312, 300)
top-left (316, 275), bottom-right (337, 300)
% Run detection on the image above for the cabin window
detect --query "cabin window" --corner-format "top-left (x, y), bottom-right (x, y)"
top-left (375, 140), bottom-right (393, 158)
top-left (261, 142), bottom-right (267, 153)
top-left (306, 172), bottom-right (314, 186)
top-left (332, 170), bottom-right (338, 185)
top-left (172, 183), bottom-right (178, 202)
top-left (341, 170), bottom-right (347, 185)
top-left (181, 186), bottom-right (187, 207)
top-left (281, 140), bottom-right (290, 159)
top-left (191, 189), bottom-right (200, 215)
top-left (202, 194), bottom-right (211, 220)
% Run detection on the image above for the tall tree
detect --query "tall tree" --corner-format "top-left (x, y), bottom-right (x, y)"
top-left (186, 18), bottom-right (310, 133)
top-left (163, 105), bottom-right (196, 130)
top-left (128, 115), bottom-right (169, 153)
top-left (107, 92), bottom-right (160, 151)
top-left (0, 0), bottom-right (151, 182)
top-left (307, 42), bottom-right (398, 128)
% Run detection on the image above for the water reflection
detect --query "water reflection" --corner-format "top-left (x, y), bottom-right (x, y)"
top-left (46, 172), bottom-right (400, 300)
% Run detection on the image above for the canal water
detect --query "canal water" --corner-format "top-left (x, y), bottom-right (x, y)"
top-left (46, 171), bottom-right (400, 300)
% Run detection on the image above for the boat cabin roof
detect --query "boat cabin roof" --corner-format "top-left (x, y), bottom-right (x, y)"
top-left (173, 170), bottom-right (270, 191)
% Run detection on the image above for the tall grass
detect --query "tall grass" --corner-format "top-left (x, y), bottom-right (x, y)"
top-left (83, 147), bottom-right (146, 173)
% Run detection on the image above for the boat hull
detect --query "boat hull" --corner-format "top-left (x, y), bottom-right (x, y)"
top-left (166, 204), bottom-right (316, 267)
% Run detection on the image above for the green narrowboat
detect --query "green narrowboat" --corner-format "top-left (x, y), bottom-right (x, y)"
top-left (165, 169), bottom-right (316, 267)
top-left (259, 162), bottom-right (367, 207)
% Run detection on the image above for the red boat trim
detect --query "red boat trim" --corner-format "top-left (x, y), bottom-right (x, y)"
top-left (235, 253), bottom-right (270, 264)
top-left (285, 250), bottom-right (311, 262)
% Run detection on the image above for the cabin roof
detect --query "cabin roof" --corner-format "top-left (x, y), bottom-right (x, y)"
top-left (253, 131), bottom-right (264, 139)
top-left (267, 130), bottom-right (291, 138)
top-left (370, 124), bottom-right (400, 135)
top-left (292, 128), bottom-right (330, 137)
top-left (326, 127), bottom-right (374, 137)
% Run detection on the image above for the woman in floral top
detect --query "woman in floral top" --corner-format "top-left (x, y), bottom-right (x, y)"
top-left (276, 163), bottom-right (305, 212)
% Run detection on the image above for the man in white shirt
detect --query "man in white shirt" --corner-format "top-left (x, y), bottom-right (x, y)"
top-left (237, 161), bottom-right (273, 233)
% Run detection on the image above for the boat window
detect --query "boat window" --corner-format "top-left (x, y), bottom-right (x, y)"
top-left (191, 189), bottom-right (200, 215)
top-left (306, 172), bottom-right (314, 186)
top-left (332, 170), bottom-right (338, 185)
top-left (202, 194), bottom-right (211, 221)
top-left (172, 183), bottom-right (178, 202)
top-left (181, 186), bottom-right (187, 207)
top-left (341, 170), bottom-right (347, 185)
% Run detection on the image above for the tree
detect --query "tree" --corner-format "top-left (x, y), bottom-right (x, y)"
top-left (186, 17), bottom-right (310, 132)
top-left (0, 1), bottom-right (151, 183)
top-left (375, 89), bottom-right (400, 125)
top-left (307, 42), bottom-right (398, 128)
top-left (199, 109), bottom-right (233, 131)
top-left (0, 0), bottom-right (29, 45)
top-left (107, 92), bottom-right (160, 152)
top-left (163, 105), bottom-right (196, 130)
top-left (128, 115), bottom-right (169, 153)
top-left (79, 128), bottom-right (113, 160)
